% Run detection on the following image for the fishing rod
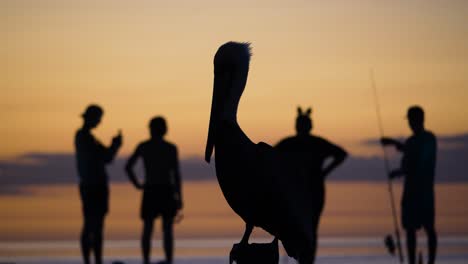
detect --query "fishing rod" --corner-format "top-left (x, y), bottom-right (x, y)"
top-left (370, 69), bottom-right (404, 263)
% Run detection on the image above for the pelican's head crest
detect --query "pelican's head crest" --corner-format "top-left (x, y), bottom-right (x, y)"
top-left (214, 42), bottom-right (251, 75)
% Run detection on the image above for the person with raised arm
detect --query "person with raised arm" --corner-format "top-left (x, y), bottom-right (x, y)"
top-left (75, 104), bottom-right (122, 264)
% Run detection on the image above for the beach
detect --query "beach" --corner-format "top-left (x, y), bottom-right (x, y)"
top-left (1, 237), bottom-right (468, 263)
top-left (1, 182), bottom-right (468, 263)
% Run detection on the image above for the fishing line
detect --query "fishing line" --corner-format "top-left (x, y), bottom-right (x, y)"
top-left (370, 69), bottom-right (404, 263)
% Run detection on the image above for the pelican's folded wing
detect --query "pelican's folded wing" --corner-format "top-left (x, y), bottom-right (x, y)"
top-left (255, 141), bottom-right (316, 258)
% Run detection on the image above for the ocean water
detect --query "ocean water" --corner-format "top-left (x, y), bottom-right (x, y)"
top-left (1, 182), bottom-right (468, 263)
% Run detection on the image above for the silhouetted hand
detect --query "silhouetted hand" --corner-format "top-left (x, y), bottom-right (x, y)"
top-left (388, 169), bottom-right (401, 179)
top-left (380, 137), bottom-right (396, 146)
top-left (174, 210), bottom-right (184, 224)
top-left (134, 182), bottom-right (144, 190)
top-left (381, 137), bottom-right (405, 152)
top-left (112, 130), bottom-right (123, 147)
top-left (176, 197), bottom-right (183, 210)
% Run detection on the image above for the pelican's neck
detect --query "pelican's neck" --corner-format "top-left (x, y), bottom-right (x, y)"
top-left (214, 68), bottom-right (247, 124)
top-left (221, 89), bottom-right (242, 123)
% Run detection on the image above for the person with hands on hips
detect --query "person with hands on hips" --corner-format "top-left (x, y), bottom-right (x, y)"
top-left (125, 116), bottom-right (183, 264)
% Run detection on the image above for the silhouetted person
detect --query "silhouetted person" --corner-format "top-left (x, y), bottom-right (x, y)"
top-left (126, 117), bottom-right (183, 264)
top-left (275, 107), bottom-right (347, 262)
top-left (381, 106), bottom-right (437, 264)
top-left (75, 104), bottom-right (122, 264)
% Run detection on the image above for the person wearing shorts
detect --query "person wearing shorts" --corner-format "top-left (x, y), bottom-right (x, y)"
top-left (126, 116), bottom-right (182, 264)
top-left (75, 104), bottom-right (122, 264)
top-left (381, 106), bottom-right (438, 264)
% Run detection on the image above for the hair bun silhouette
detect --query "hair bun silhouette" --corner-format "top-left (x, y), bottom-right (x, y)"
top-left (297, 106), bottom-right (312, 117)
top-left (296, 106), bottom-right (312, 134)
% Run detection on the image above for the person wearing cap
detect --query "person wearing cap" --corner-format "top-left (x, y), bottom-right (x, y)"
top-left (275, 106), bottom-right (347, 263)
top-left (381, 106), bottom-right (437, 264)
top-left (75, 104), bottom-right (122, 264)
top-left (125, 116), bottom-right (182, 264)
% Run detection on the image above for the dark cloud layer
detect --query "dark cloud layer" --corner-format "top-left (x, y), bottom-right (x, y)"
top-left (362, 133), bottom-right (468, 149)
top-left (352, 132), bottom-right (468, 181)
top-left (1, 133), bottom-right (467, 195)
top-left (0, 154), bottom-right (217, 194)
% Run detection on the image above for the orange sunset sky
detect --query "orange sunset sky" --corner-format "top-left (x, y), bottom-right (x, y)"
top-left (2, 0), bottom-right (468, 159)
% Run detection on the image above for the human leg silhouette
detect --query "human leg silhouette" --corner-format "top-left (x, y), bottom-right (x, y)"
top-left (80, 218), bottom-right (92, 264)
top-left (142, 218), bottom-right (154, 264)
top-left (298, 245), bottom-right (314, 264)
top-left (310, 231), bottom-right (318, 263)
top-left (406, 228), bottom-right (417, 264)
top-left (92, 216), bottom-right (105, 264)
top-left (162, 215), bottom-right (174, 264)
top-left (307, 193), bottom-right (324, 264)
top-left (424, 225), bottom-right (437, 264)
top-left (297, 217), bottom-right (320, 264)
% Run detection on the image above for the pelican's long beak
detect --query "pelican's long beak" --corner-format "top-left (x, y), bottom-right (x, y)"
top-left (205, 71), bottom-right (227, 163)
top-left (205, 78), bottom-right (218, 163)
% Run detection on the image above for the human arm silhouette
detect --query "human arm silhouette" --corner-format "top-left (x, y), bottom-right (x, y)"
top-left (322, 141), bottom-right (348, 179)
top-left (388, 169), bottom-right (404, 179)
top-left (125, 145), bottom-right (143, 190)
top-left (172, 146), bottom-right (183, 210)
top-left (102, 130), bottom-right (123, 163)
top-left (381, 137), bottom-right (407, 179)
top-left (380, 137), bottom-right (404, 152)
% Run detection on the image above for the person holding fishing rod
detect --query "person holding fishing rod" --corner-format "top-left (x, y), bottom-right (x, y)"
top-left (381, 106), bottom-right (437, 264)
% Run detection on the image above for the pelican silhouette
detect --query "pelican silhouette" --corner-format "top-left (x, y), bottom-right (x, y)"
top-left (205, 42), bottom-right (317, 263)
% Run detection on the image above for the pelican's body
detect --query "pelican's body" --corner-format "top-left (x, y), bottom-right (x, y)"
top-left (205, 42), bottom-right (316, 262)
